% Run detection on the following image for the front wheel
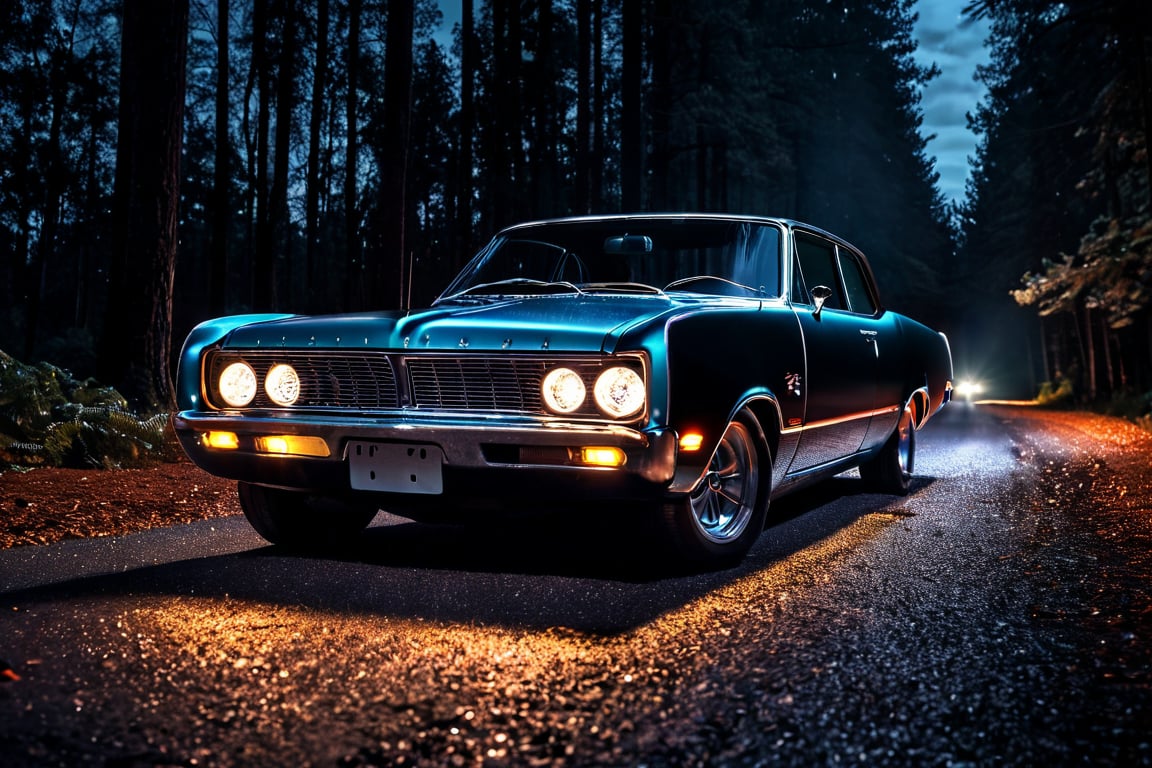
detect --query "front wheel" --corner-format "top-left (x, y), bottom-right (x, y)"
top-left (237, 482), bottom-right (378, 549)
top-left (659, 410), bottom-right (770, 569)
top-left (859, 404), bottom-right (915, 495)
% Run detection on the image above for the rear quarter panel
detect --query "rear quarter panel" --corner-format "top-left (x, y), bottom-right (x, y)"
top-left (894, 314), bottom-right (954, 421)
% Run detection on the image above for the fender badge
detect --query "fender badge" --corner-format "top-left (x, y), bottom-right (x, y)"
top-left (785, 372), bottom-right (802, 397)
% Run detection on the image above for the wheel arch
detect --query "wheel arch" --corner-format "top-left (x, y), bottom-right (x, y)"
top-left (742, 395), bottom-right (789, 500)
top-left (742, 394), bottom-right (782, 465)
top-left (667, 392), bottom-right (783, 495)
top-left (908, 384), bottom-right (931, 431)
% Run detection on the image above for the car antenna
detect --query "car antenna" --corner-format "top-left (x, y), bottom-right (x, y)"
top-left (404, 249), bottom-right (415, 311)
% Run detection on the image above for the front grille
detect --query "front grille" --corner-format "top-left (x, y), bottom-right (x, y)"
top-left (408, 358), bottom-right (546, 411)
top-left (206, 350), bottom-right (399, 410)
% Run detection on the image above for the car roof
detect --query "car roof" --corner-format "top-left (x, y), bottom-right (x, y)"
top-left (496, 213), bottom-right (855, 251)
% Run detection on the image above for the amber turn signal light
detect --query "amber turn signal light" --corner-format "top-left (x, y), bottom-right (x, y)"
top-left (578, 446), bottom-right (627, 467)
top-left (202, 431), bottom-right (239, 450)
top-left (254, 435), bottom-right (330, 458)
top-left (679, 432), bottom-right (704, 452)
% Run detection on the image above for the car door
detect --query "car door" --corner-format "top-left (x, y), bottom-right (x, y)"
top-left (835, 243), bottom-right (905, 453)
top-left (787, 231), bottom-right (878, 472)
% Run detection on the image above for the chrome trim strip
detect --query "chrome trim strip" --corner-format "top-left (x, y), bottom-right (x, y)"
top-left (779, 404), bottom-right (900, 435)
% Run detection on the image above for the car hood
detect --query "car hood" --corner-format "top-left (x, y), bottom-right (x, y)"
top-left (221, 295), bottom-right (683, 353)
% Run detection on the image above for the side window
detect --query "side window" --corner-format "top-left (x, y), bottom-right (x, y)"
top-left (837, 248), bottom-right (877, 315)
top-left (793, 234), bottom-right (844, 310)
top-left (728, 224), bottom-right (781, 298)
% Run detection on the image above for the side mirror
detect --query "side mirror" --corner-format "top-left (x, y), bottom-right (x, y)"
top-left (810, 285), bottom-right (833, 319)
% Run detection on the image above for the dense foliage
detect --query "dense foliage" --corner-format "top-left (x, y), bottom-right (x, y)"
top-left (0, 350), bottom-right (172, 468)
top-left (958, 0), bottom-right (1152, 406)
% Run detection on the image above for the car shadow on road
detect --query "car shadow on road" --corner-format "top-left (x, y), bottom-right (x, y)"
top-left (315, 474), bottom-right (931, 578)
top-left (2, 476), bottom-right (934, 634)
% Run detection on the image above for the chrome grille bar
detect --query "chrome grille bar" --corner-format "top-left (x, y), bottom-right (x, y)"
top-left (408, 358), bottom-right (545, 411)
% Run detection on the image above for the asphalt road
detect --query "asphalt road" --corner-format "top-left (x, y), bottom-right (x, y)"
top-left (1, 404), bottom-right (1149, 767)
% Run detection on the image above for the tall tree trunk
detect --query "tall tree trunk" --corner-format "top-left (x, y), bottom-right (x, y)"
top-left (305, 0), bottom-right (329, 311)
top-left (696, 125), bottom-right (707, 210)
top-left (270, 0), bottom-right (296, 307)
top-left (532, 0), bottom-right (556, 217)
top-left (24, 23), bottom-right (73, 359)
top-left (591, 0), bottom-right (604, 210)
top-left (209, 0), bottom-right (231, 315)
top-left (620, 0), bottom-right (642, 211)
top-left (76, 113), bottom-right (100, 329)
top-left (1100, 311), bottom-right (1114, 393)
top-left (378, 0), bottom-right (413, 308)
top-left (454, 0), bottom-right (475, 270)
top-left (1084, 305), bottom-right (1097, 401)
top-left (574, 0), bottom-right (591, 214)
top-left (102, 0), bottom-right (189, 410)
top-left (13, 88), bottom-right (35, 355)
top-left (344, 0), bottom-right (363, 309)
top-left (648, 0), bottom-right (672, 210)
top-left (508, 4), bottom-right (523, 218)
top-left (490, 0), bottom-right (521, 227)
top-left (1038, 316), bottom-right (1050, 385)
top-left (252, 0), bottom-right (274, 310)
top-left (241, 0), bottom-right (258, 290)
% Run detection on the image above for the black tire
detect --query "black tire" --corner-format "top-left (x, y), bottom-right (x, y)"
top-left (237, 482), bottom-right (378, 549)
top-left (859, 404), bottom-right (915, 495)
top-left (659, 410), bottom-right (770, 569)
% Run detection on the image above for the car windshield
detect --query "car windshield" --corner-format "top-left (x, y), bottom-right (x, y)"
top-left (437, 218), bottom-right (782, 302)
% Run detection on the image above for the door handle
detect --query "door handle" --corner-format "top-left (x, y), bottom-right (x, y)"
top-left (859, 329), bottom-right (879, 357)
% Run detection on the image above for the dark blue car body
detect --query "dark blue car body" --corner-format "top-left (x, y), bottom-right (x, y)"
top-left (174, 214), bottom-right (952, 567)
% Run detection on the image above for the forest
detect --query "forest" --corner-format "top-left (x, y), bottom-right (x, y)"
top-left (0, 0), bottom-right (1148, 423)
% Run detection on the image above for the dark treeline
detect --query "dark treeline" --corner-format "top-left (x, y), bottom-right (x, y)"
top-left (0, 0), bottom-right (1147, 412)
top-left (957, 0), bottom-right (1152, 407)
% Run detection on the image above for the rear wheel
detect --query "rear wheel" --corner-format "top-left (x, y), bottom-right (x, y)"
top-left (237, 482), bottom-right (378, 549)
top-left (859, 404), bottom-right (915, 495)
top-left (659, 410), bottom-right (770, 569)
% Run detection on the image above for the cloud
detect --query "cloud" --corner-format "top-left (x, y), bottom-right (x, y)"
top-left (912, 0), bottom-right (991, 204)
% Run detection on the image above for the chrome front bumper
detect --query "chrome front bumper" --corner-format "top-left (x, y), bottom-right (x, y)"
top-left (172, 410), bottom-right (679, 498)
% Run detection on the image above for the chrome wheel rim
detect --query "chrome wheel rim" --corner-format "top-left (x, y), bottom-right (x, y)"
top-left (689, 420), bottom-right (758, 544)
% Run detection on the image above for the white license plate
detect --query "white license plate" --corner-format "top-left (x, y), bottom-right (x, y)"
top-left (347, 441), bottom-right (444, 494)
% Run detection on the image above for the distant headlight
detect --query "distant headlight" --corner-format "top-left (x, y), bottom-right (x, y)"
top-left (264, 364), bottom-right (301, 406)
top-left (218, 361), bottom-right (257, 408)
top-left (594, 366), bottom-right (645, 418)
top-left (956, 379), bottom-right (984, 399)
top-left (542, 367), bottom-right (586, 413)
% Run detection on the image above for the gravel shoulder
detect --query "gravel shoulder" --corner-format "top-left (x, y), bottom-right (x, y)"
top-left (0, 460), bottom-right (239, 549)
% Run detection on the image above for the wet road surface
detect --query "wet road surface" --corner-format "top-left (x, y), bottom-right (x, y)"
top-left (1, 404), bottom-right (1149, 766)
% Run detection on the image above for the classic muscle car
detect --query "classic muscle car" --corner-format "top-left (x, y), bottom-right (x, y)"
top-left (174, 214), bottom-right (952, 568)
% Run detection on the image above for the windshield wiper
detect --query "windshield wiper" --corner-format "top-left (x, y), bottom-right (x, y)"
top-left (663, 275), bottom-right (763, 296)
top-left (438, 278), bottom-right (585, 302)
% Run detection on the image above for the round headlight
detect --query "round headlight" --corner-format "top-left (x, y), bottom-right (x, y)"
top-left (594, 366), bottom-right (645, 418)
top-left (264, 364), bottom-right (301, 406)
top-left (218, 362), bottom-right (257, 408)
top-left (542, 367), bottom-right (586, 413)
